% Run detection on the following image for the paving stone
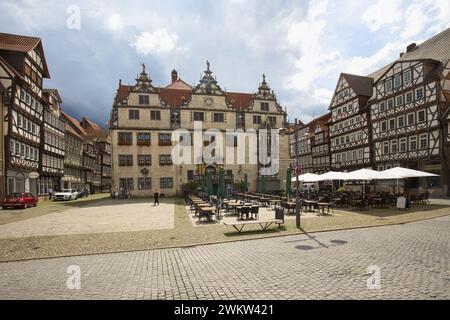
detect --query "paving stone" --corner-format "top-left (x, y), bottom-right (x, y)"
top-left (0, 215), bottom-right (449, 299)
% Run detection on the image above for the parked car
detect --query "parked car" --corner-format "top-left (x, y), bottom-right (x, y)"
top-left (2, 192), bottom-right (38, 209)
top-left (53, 189), bottom-right (78, 201)
top-left (77, 189), bottom-right (89, 198)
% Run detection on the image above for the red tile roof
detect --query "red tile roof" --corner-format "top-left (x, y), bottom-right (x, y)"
top-left (117, 86), bottom-right (258, 111)
top-left (61, 110), bottom-right (87, 136)
top-left (65, 122), bottom-right (85, 141)
top-left (0, 33), bottom-right (50, 78)
top-left (225, 92), bottom-right (253, 111)
top-left (159, 88), bottom-right (192, 107)
top-left (80, 117), bottom-right (109, 141)
top-left (117, 85), bottom-right (132, 100)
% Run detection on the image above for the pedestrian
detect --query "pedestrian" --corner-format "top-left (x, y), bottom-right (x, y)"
top-left (48, 186), bottom-right (53, 200)
top-left (154, 189), bottom-right (160, 206)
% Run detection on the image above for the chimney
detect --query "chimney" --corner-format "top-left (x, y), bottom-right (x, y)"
top-left (406, 43), bottom-right (417, 52)
top-left (171, 69), bottom-right (178, 83)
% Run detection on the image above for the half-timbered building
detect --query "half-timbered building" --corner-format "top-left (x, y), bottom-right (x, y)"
top-left (440, 60), bottom-right (450, 195)
top-left (370, 29), bottom-right (450, 195)
top-left (328, 73), bottom-right (373, 171)
top-left (62, 122), bottom-right (84, 190)
top-left (40, 89), bottom-right (65, 195)
top-left (0, 33), bottom-right (49, 195)
top-left (80, 117), bottom-right (111, 193)
top-left (292, 123), bottom-right (313, 174)
top-left (310, 113), bottom-right (331, 174)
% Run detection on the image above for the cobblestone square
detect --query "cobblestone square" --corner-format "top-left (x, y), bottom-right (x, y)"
top-left (0, 198), bottom-right (175, 238)
top-left (0, 215), bottom-right (448, 299)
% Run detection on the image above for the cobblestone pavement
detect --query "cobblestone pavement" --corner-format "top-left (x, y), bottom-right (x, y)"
top-left (0, 215), bottom-right (449, 299)
top-left (0, 199), bottom-right (174, 238)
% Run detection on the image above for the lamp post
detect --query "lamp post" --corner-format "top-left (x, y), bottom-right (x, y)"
top-left (294, 119), bottom-right (301, 228)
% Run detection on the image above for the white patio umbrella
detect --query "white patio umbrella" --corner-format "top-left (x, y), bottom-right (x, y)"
top-left (381, 167), bottom-right (439, 194)
top-left (291, 172), bottom-right (320, 182)
top-left (381, 167), bottom-right (439, 178)
top-left (313, 171), bottom-right (350, 194)
top-left (345, 168), bottom-right (392, 200)
top-left (314, 171), bottom-right (349, 181)
top-left (345, 168), bottom-right (392, 180)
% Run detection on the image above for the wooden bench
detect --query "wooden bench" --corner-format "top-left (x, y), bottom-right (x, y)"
top-left (223, 219), bottom-right (284, 233)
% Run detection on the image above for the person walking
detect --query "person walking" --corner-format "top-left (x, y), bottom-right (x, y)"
top-left (153, 189), bottom-right (160, 206)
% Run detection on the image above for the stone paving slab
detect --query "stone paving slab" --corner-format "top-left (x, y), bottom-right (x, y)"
top-left (0, 215), bottom-right (448, 299)
top-left (0, 199), bottom-right (175, 238)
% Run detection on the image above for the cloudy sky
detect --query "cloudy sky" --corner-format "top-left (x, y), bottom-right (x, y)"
top-left (1, 0), bottom-right (449, 126)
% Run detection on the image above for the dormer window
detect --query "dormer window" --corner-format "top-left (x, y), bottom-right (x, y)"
top-left (139, 95), bottom-right (149, 105)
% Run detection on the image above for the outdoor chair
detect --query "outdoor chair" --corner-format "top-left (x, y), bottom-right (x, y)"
top-left (239, 206), bottom-right (250, 220)
top-left (250, 206), bottom-right (259, 220)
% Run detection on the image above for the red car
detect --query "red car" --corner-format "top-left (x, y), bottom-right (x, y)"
top-left (2, 192), bottom-right (38, 209)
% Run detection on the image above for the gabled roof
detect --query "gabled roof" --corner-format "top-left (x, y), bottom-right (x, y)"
top-left (370, 28), bottom-right (450, 85)
top-left (65, 122), bottom-right (85, 141)
top-left (0, 55), bottom-right (26, 81)
top-left (0, 32), bottom-right (50, 78)
top-left (80, 117), bottom-right (109, 141)
top-left (61, 110), bottom-right (87, 136)
top-left (225, 92), bottom-right (253, 111)
top-left (165, 78), bottom-right (193, 90)
top-left (43, 88), bottom-right (62, 103)
top-left (307, 113), bottom-right (331, 132)
top-left (397, 27), bottom-right (450, 64)
top-left (341, 73), bottom-right (373, 97)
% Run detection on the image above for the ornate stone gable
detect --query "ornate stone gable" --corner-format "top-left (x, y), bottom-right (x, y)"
top-left (253, 74), bottom-right (276, 100)
top-left (130, 63), bottom-right (158, 94)
top-left (193, 61), bottom-right (225, 95)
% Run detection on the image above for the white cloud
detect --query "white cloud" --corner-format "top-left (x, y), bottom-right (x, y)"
top-left (105, 13), bottom-right (123, 32)
top-left (344, 42), bottom-right (406, 75)
top-left (131, 29), bottom-right (179, 55)
top-left (285, 0), bottom-right (340, 106)
top-left (362, 0), bottom-right (402, 32)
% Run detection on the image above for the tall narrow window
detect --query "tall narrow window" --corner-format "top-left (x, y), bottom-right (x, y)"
top-left (118, 132), bottom-right (132, 145)
top-left (129, 109), bottom-right (140, 120)
top-left (150, 110), bottom-right (161, 120)
top-left (139, 95), bottom-right (149, 105)
top-left (260, 102), bottom-right (269, 112)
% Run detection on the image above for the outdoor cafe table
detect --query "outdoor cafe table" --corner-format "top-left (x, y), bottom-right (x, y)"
top-left (225, 202), bottom-right (241, 214)
top-left (304, 200), bottom-right (318, 213)
top-left (198, 206), bottom-right (217, 222)
top-left (317, 202), bottom-right (332, 215)
top-left (371, 197), bottom-right (383, 208)
top-left (270, 199), bottom-right (281, 210)
top-left (259, 197), bottom-right (270, 206)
